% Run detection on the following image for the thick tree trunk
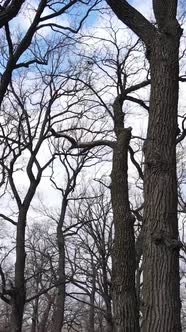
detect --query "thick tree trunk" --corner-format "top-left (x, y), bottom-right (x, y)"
top-left (10, 208), bottom-right (27, 332)
top-left (111, 128), bottom-right (139, 332)
top-left (106, 1), bottom-right (182, 331)
top-left (142, 23), bottom-right (182, 332)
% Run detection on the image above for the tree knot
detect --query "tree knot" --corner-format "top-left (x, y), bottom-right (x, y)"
top-left (152, 231), bottom-right (182, 250)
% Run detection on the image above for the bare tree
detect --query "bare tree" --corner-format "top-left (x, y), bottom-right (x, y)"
top-left (0, 41), bottom-right (91, 330)
top-left (51, 20), bottom-right (148, 331)
top-left (106, 1), bottom-right (183, 331)
top-left (0, 0), bottom-right (101, 107)
top-left (66, 185), bottom-right (113, 332)
top-left (48, 149), bottom-right (93, 332)
top-left (24, 224), bottom-right (57, 332)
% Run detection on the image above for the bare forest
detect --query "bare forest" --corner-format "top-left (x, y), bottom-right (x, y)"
top-left (0, 1), bottom-right (186, 332)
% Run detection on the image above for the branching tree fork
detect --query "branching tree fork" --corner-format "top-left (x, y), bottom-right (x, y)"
top-left (51, 31), bottom-right (149, 331)
top-left (0, 0), bottom-right (101, 107)
top-left (0, 53), bottom-right (92, 331)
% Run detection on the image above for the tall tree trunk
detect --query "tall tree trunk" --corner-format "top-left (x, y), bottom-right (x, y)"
top-left (51, 226), bottom-right (65, 332)
top-left (51, 195), bottom-right (67, 332)
top-left (88, 260), bottom-right (96, 332)
top-left (31, 294), bottom-right (39, 332)
top-left (101, 257), bottom-right (113, 332)
top-left (106, 1), bottom-right (182, 331)
top-left (142, 20), bottom-right (182, 332)
top-left (10, 208), bottom-right (27, 332)
top-left (111, 126), bottom-right (139, 332)
top-left (103, 290), bottom-right (113, 332)
top-left (38, 296), bottom-right (53, 332)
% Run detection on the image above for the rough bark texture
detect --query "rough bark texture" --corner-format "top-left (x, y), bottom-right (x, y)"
top-left (111, 126), bottom-right (139, 332)
top-left (142, 16), bottom-right (182, 332)
top-left (152, 0), bottom-right (177, 31)
top-left (107, 1), bottom-right (182, 331)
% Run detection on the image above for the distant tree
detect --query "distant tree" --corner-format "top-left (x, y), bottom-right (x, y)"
top-left (0, 42), bottom-right (90, 330)
top-left (48, 149), bottom-right (93, 332)
top-left (66, 185), bottom-right (113, 332)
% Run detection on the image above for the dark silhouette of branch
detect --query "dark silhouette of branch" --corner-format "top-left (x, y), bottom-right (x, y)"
top-left (106, 0), bottom-right (156, 44)
top-left (0, 0), bottom-right (25, 28)
top-left (50, 128), bottom-right (114, 149)
top-left (0, 213), bottom-right (17, 226)
top-left (128, 146), bottom-right (144, 180)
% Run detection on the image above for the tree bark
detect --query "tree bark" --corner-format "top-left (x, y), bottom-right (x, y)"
top-left (31, 292), bottom-right (39, 332)
top-left (51, 225), bottom-right (65, 332)
top-left (107, 1), bottom-right (182, 331)
top-left (102, 261), bottom-right (113, 332)
top-left (142, 18), bottom-right (182, 332)
top-left (51, 196), bottom-right (67, 332)
top-left (10, 208), bottom-right (26, 332)
top-left (0, 0), bottom-right (25, 28)
top-left (111, 127), bottom-right (139, 332)
top-left (101, 253), bottom-right (113, 332)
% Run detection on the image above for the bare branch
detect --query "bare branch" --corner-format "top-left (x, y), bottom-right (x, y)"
top-left (106, 0), bottom-right (156, 44)
top-left (0, 213), bottom-right (17, 226)
top-left (125, 96), bottom-right (149, 111)
top-left (50, 128), bottom-right (114, 149)
top-left (125, 80), bottom-right (150, 94)
top-left (128, 146), bottom-right (144, 180)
